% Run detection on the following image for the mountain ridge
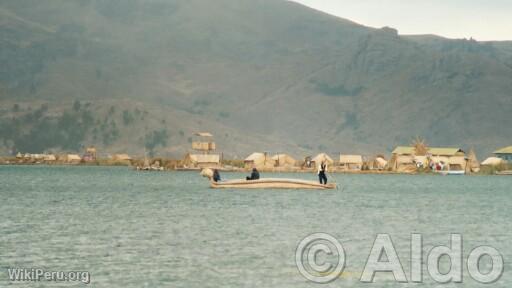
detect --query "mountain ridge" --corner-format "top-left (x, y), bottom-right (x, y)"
top-left (0, 0), bottom-right (511, 158)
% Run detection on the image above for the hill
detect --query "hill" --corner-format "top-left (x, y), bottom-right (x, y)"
top-left (0, 0), bottom-right (511, 158)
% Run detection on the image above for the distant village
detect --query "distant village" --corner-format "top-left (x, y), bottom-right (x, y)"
top-left (1, 133), bottom-right (511, 175)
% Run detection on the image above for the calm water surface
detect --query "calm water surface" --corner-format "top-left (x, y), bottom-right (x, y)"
top-left (0, 166), bottom-right (511, 287)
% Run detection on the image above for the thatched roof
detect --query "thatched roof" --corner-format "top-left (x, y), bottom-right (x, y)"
top-left (392, 146), bottom-right (416, 155)
top-left (429, 148), bottom-right (464, 156)
top-left (245, 152), bottom-right (266, 162)
top-left (339, 155), bottom-right (363, 164)
top-left (375, 157), bottom-right (388, 167)
top-left (393, 146), bottom-right (464, 156)
top-left (312, 153), bottom-right (334, 164)
top-left (67, 154), bottom-right (81, 161)
top-left (114, 154), bottom-right (132, 161)
top-left (481, 157), bottom-right (503, 166)
top-left (430, 156), bottom-right (450, 163)
top-left (494, 146), bottom-right (512, 154)
top-left (395, 154), bottom-right (414, 164)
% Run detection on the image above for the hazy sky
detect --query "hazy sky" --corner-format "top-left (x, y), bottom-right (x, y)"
top-left (291, 0), bottom-right (512, 41)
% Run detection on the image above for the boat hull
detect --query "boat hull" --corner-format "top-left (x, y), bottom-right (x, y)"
top-left (438, 170), bottom-right (466, 175)
top-left (496, 171), bottom-right (512, 175)
top-left (210, 178), bottom-right (336, 189)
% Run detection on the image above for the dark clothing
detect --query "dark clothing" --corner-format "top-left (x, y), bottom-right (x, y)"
top-left (318, 163), bottom-right (327, 184)
top-left (246, 169), bottom-right (260, 180)
top-left (319, 171), bottom-right (327, 184)
top-left (213, 169), bottom-right (221, 182)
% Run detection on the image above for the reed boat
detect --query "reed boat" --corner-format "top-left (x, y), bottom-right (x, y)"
top-left (200, 168), bottom-right (336, 189)
top-left (437, 170), bottom-right (465, 175)
top-left (210, 178), bottom-right (336, 189)
top-left (496, 170), bottom-right (512, 175)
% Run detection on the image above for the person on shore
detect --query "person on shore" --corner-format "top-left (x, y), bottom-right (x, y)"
top-left (246, 168), bottom-right (260, 180)
top-left (318, 160), bottom-right (327, 184)
top-left (213, 169), bottom-right (221, 182)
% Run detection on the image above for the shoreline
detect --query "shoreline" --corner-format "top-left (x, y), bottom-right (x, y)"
top-left (1, 161), bottom-right (508, 176)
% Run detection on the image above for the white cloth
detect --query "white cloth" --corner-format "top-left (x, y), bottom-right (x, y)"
top-left (317, 163), bottom-right (327, 175)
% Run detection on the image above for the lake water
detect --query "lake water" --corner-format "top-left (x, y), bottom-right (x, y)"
top-left (0, 166), bottom-right (511, 287)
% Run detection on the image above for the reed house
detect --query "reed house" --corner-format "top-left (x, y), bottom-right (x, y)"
top-left (338, 154), bottom-right (363, 171)
top-left (244, 152), bottom-right (273, 169)
top-left (494, 146), bottom-right (512, 162)
top-left (272, 154), bottom-right (297, 167)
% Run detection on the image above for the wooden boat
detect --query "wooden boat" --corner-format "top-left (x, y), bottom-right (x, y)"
top-left (210, 178), bottom-right (336, 189)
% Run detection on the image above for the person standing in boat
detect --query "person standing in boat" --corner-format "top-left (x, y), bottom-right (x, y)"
top-left (246, 167), bottom-right (260, 180)
top-left (213, 169), bottom-right (221, 182)
top-left (318, 160), bottom-right (328, 184)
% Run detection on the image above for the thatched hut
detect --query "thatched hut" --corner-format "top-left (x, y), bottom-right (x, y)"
top-left (428, 148), bottom-right (467, 171)
top-left (338, 154), bottom-right (363, 171)
top-left (84, 146), bottom-right (97, 161)
top-left (390, 146), bottom-right (467, 171)
top-left (35, 154), bottom-right (46, 160)
top-left (389, 146), bottom-right (416, 171)
top-left (494, 146), bottom-right (512, 162)
top-left (481, 157), bottom-right (504, 166)
top-left (183, 153), bottom-right (220, 168)
top-left (271, 154), bottom-right (296, 167)
top-left (111, 154), bottom-right (132, 165)
top-left (373, 156), bottom-right (388, 170)
top-left (311, 153), bottom-right (334, 168)
top-left (244, 152), bottom-right (273, 169)
top-left (113, 154), bottom-right (132, 161)
top-left (43, 154), bottom-right (56, 162)
top-left (66, 154), bottom-right (82, 163)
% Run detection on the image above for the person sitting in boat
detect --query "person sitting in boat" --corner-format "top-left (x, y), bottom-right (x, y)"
top-left (213, 169), bottom-right (221, 182)
top-left (318, 161), bottom-right (327, 184)
top-left (246, 168), bottom-right (260, 180)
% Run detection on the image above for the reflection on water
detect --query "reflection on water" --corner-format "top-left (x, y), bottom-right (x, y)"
top-left (0, 166), bottom-right (511, 287)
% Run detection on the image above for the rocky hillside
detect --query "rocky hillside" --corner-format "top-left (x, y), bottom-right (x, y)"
top-left (1, 0), bottom-right (511, 158)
